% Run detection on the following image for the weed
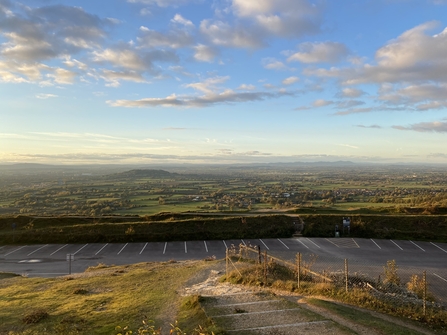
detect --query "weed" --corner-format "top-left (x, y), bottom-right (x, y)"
top-left (72, 288), bottom-right (89, 295)
top-left (22, 309), bottom-right (49, 324)
top-left (383, 260), bottom-right (400, 285)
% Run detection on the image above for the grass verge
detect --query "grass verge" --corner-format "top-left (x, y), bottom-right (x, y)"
top-left (0, 260), bottom-right (220, 335)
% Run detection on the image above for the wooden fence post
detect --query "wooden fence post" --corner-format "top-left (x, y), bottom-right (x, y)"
top-left (264, 250), bottom-right (268, 284)
top-left (296, 253), bottom-right (301, 288)
top-left (345, 259), bottom-right (348, 293)
top-left (423, 270), bottom-right (427, 317)
top-left (225, 248), bottom-right (228, 280)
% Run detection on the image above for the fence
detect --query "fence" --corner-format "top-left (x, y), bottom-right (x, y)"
top-left (225, 243), bottom-right (447, 319)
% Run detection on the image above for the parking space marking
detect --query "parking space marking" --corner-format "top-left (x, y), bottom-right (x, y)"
top-left (204, 241), bottom-right (208, 252)
top-left (5, 246), bottom-right (27, 256)
top-left (50, 244), bottom-right (68, 256)
top-left (95, 243), bottom-right (108, 255)
top-left (241, 240), bottom-right (246, 246)
top-left (117, 243), bottom-right (128, 255)
top-left (27, 245), bottom-right (48, 256)
top-left (74, 244), bottom-right (88, 255)
top-left (433, 273), bottom-right (447, 283)
top-left (431, 242), bottom-right (447, 253)
top-left (296, 239), bottom-right (309, 249)
top-left (223, 240), bottom-right (228, 249)
top-left (259, 239), bottom-right (270, 250)
top-left (140, 243), bottom-right (148, 255)
top-left (0, 246), bottom-right (5, 250)
top-left (306, 238), bottom-right (320, 248)
top-left (390, 240), bottom-right (403, 250)
top-left (371, 239), bottom-right (381, 249)
top-left (184, 242), bottom-right (187, 254)
top-left (410, 241), bottom-right (425, 252)
top-left (163, 242), bottom-right (167, 254)
top-left (277, 238), bottom-right (289, 249)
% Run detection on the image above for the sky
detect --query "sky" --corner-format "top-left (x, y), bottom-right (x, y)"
top-left (2, 0), bottom-right (447, 165)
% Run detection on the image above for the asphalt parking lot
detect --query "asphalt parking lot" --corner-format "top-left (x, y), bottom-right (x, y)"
top-left (1, 237), bottom-right (446, 280)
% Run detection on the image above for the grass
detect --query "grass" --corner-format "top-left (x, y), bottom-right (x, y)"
top-left (0, 260), bottom-right (219, 335)
top-left (306, 298), bottom-right (427, 335)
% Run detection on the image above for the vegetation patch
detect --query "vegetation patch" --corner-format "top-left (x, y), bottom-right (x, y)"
top-left (0, 260), bottom-right (219, 334)
top-left (22, 309), bottom-right (49, 324)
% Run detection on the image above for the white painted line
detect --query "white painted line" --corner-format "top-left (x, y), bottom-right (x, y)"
top-left (223, 240), bottom-right (228, 249)
top-left (433, 273), bottom-right (447, 283)
top-left (277, 238), bottom-right (289, 249)
top-left (140, 243), bottom-right (148, 255)
top-left (0, 246), bottom-right (5, 250)
top-left (241, 239), bottom-right (246, 246)
top-left (410, 241), bottom-right (425, 252)
top-left (163, 242), bottom-right (167, 254)
top-left (325, 238), bottom-right (339, 248)
top-left (74, 244), bottom-right (88, 255)
top-left (50, 244), bottom-right (68, 256)
top-left (5, 246), bottom-right (27, 256)
top-left (371, 239), bottom-right (381, 249)
top-left (117, 243), bottom-right (128, 255)
top-left (390, 240), bottom-right (403, 250)
top-left (259, 239), bottom-right (270, 250)
top-left (296, 239), bottom-right (309, 249)
top-left (204, 241), bottom-right (208, 253)
top-left (184, 241), bottom-right (187, 254)
top-left (27, 244), bottom-right (48, 256)
top-left (95, 243), bottom-right (108, 255)
top-left (431, 242), bottom-right (447, 253)
top-left (306, 238), bottom-right (320, 248)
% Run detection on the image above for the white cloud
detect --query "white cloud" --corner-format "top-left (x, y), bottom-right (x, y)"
top-left (287, 41), bottom-right (349, 63)
top-left (138, 26), bottom-right (193, 48)
top-left (200, 19), bottom-right (264, 48)
top-left (185, 76), bottom-right (229, 94)
top-left (261, 57), bottom-right (289, 70)
top-left (338, 87), bottom-right (365, 98)
top-left (231, 0), bottom-right (321, 38)
top-left (36, 93), bottom-right (58, 99)
top-left (171, 13), bottom-right (194, 27)
top-left (127, 0), bottom-right (193, 7)
top-left (193, 44), bottom-right (218, 62)
top-left (313, 99), bottom-right (333, 107)
top-left (108, 87), bottom-right (296, 108)
top-left (237, 84), bottom-right (256, 90)
top-left (393, 121), bottom-right (447, 133)
top-left (93, 48), bottom-right (149, 71)
top-left (282, 76), bottom-right (299, 85)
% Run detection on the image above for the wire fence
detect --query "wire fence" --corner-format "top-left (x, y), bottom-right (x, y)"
top-left (225, 243), bottom-right (447, 318)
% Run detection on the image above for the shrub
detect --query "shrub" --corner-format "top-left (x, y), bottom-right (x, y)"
top-left (22, 309), bottom-right (49, 324)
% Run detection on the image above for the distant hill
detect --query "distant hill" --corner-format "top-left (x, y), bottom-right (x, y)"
top-left (112, 169), bottom-right (177, 179)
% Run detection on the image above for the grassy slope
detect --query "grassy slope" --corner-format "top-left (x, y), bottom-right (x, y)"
top-left (0, 261), bottom-right (215, 335)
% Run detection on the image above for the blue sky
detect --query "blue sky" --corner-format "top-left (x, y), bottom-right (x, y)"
top-left (2, 0), bottom-right (447, 165)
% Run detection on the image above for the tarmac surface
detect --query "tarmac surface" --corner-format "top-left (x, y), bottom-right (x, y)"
top-left (1, 237), bottom-right (446, 277)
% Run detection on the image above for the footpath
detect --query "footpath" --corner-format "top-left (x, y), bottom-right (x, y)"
top-left (180, 267), bottom-right (438, 335)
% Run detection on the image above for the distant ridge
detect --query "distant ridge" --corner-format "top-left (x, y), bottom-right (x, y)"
top-left (112, 169), bottom-right (176, 178)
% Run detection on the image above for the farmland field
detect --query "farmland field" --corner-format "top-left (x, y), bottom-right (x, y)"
top-left (1, 163), bottom-right (447, 217)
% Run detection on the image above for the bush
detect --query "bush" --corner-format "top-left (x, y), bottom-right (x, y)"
top-left (22, 309), bottom-right (49, 324)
